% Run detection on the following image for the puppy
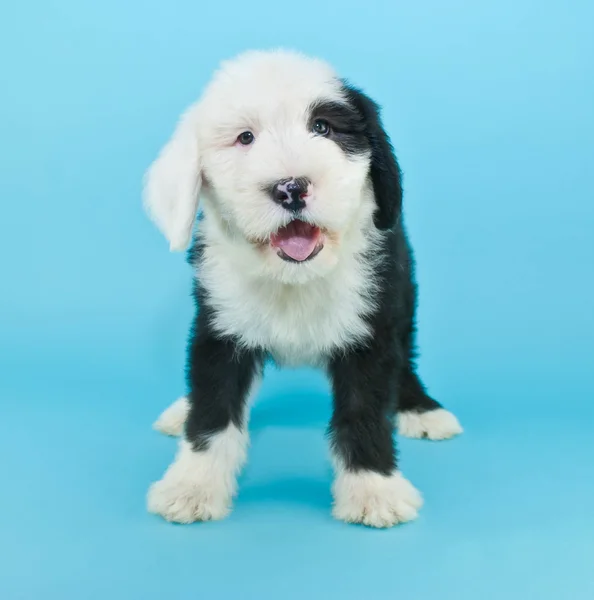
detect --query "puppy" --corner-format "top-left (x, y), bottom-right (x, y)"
top-left (144, 49), bottom-right (462, 528)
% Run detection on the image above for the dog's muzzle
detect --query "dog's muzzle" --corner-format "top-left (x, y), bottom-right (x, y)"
top-left (266, 177), bottom-right (324, 263)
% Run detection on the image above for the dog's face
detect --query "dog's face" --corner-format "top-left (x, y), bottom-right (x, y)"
top-left (144, 50), bottom-right (402, 283)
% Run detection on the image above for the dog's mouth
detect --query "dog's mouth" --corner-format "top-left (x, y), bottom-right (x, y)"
top-left (270, 220), bottom-right (324, 263)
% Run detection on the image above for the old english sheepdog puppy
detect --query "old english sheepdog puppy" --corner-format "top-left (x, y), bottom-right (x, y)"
top-left (144, 49), bottom-right (462, 528)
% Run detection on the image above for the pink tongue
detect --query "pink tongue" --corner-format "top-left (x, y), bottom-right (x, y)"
top-left (270, 221), bottom-right (321, 262)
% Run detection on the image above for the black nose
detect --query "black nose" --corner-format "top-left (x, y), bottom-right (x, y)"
top-left (270, 177), bottom-right (310, 212)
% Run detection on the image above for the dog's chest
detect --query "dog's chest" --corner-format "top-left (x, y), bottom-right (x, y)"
top-left (200, 260), bottom-right (375, 366)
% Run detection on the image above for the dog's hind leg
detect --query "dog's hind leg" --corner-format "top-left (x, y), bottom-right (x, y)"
top-left (396, 368), bottom-right (463, 440)
top-left (153, 396), bottom-right (190, 436)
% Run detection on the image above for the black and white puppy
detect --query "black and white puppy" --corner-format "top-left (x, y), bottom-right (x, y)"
top-left (144, 49), bottom-right (462, 528)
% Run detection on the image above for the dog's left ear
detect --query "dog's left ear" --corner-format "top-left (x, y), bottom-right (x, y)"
top-left (143, 103), bottom-right (202, 252)
top-left (344, 85), bottom-right (403, 230)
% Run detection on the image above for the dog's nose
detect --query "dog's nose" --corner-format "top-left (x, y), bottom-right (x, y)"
top-left (271, 177), bottom-right (311, 212)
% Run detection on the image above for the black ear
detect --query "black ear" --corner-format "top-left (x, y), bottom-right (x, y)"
top-left (342, 84), bottom-right (403, 230)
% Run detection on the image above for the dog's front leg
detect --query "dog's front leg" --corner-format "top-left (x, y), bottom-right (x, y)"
top-left (148, 313), bottom-right (263, 523)
top-left (328, 344), bottom-right (423, 528)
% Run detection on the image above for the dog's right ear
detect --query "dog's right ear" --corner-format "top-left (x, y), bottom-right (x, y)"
top-left (143, 104), bottom-right (202, 252)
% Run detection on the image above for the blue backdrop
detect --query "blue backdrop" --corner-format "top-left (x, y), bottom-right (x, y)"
top-left (1, 1), bottom-right (593, 598)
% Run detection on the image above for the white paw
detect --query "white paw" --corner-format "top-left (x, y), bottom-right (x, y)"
top-left (397, 408), bottom-right (463, 440)
top-left (148, 472), bottom-right (231, 523)
top-left (148, 430), bottom-right (246, 523)
top-left (153, 396), bottom-right (189, 436)
top-left (332, 470), bottom-right (423, 528)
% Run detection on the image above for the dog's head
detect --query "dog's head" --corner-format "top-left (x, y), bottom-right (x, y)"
top-left (144, 50), bottom-right (402, 282)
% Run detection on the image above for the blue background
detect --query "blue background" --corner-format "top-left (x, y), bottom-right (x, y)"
top-left (1, 0), bottom-right (593, 598)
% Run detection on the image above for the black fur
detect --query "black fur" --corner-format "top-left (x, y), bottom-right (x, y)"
top-left (310, 85), bottom-right (403, 230)
top-left (325, 86), bottom-right (441, 470)
top-left (308, 99), bottom-right (368, 155)
top-left (328, 212), bottom-right (440, 473)
top-left (342, 83), bottom-right (403, 230)
top-left (184, 87), bottom-right (442, 480)
top-left (184, 277), bottom-right (265, 451)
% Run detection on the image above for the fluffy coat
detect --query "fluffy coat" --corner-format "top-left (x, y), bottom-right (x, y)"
top-left (144, 49), bottom-right (462, 528)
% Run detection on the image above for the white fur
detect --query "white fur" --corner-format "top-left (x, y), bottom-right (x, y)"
top-left (143, 103), bottom-right (202, 251)
top-left (397, 408), bottom-right (463, 440)
top-left (144, 50), bottom-right (440, 526)
top-left (153, 396), bottom-right (189, 436)
top-left (144, 49), bottom-right (382, 365)
top-left (148, 426), bottom-right (247, 523)
top-left (143, 50), bottom-right (366, 256)
top-left (197, 206), bottom-right (381, 366)
top-left (332, 467), bottom-right (423, 528)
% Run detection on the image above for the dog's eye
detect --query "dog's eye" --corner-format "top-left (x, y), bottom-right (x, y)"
top-left (237, 131), bottom-right (255, 145)
top-left (312, 119), bottom-right (331, 136)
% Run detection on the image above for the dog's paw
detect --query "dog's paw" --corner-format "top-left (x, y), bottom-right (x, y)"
top-left (147, 441), bottom-right (234, 523)
top-left (397, 408), bottom-right (463, 440)
top-left (153, 396), bottom-right (189, 436)
top-left (147, 476), bottom-right (230, 523)
top-left (332, 470), bottom-right (423, 528)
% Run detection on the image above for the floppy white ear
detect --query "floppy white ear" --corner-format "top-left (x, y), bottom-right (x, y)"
top-left (143, 104), bottom-right (202, 252)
